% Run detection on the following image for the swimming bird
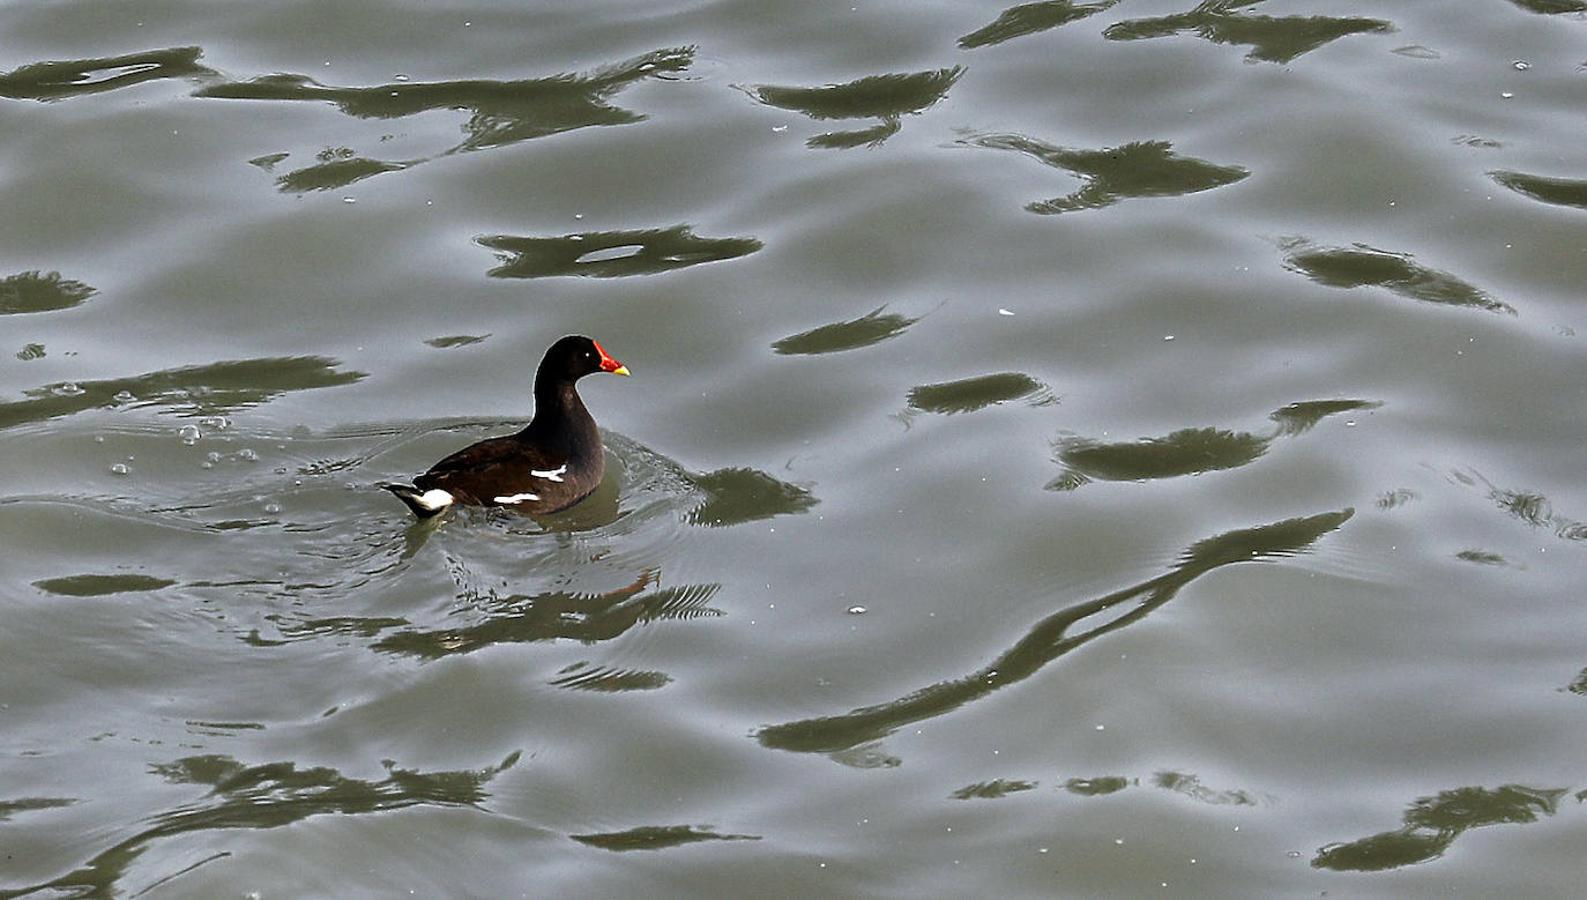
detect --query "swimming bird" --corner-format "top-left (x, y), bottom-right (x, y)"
top-left (385, 335), bottom-right (629, 519)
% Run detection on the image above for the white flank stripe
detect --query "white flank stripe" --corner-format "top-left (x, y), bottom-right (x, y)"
top-left (416, 489), bottom-right (454, 511)
top-left (493, 492), bottom-right (541, 504)
top-left (531, 464), bottom-right (568, 483)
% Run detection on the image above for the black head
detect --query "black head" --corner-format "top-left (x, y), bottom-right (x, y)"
top-left (539, 335), bottom-right (630, 383)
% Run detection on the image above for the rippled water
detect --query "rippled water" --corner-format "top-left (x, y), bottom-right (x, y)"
top-left (2, 1), bottom-right (1585, 896)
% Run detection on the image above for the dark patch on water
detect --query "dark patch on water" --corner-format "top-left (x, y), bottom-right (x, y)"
top-left (4, 751), bottom-right (520, 897)
top-left (967, 133), bottom-right (1249, 213)
top-left (571, 824), bottom-right (760, 851)
top-left (33, 573), bottom-right (177, 596)
top-left (1490, 170), bottom-right (1587, 211)
top-left (0, 271), bottom-right (95, 315)
top-left (951, 778), bottom-right (1039, 800)
top-left (1314, 784), bottom-right (1567, 871)
top-left (757, 509), bottom-right (1352, 756)
top-left (688, 467), bottom-right (817, 527)
top-left (0, 46), bottom-right (215, 101)
top-left (745, 68), bottom-right (963, 149)
top-left (0, 357), bottom-right (365, 430)
top-left (1269, 399), bottom-right (1379, 436)
top-left (1283, 241), bottom-right (1514, 314)
top-left (1506, 0), bottom-right (1587, 13)
top-left (549, 662), bottom-right (673, 692)
top-left (906, 372), bottom-right (1046, 415)
top-left (478, 226), bottom-right (761, 278)
top-left (773, 305), bottom-right (920, 355)
top-left (1455, 549), bottom-right (1505, 566)
top-left (960, 0), bottom-right (1120, 49)
top-left (1063, 776), bottom-right (1131, 796)
top-left (276, 155), bottom-right (406, 193)
top-left (0, 796), bottom-right (76, 822)
top-left (425, 334), bottom-right (491, 349)
top-left (1104, 0), bottom-right (1393, 63)
top-left (198, 47), bottom-right (693, 154)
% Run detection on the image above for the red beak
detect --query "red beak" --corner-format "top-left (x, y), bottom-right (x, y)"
top-left (593, 340), bottom-right (630, 376)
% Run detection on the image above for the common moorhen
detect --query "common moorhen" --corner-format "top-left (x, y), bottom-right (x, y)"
top-left (385, 335), bottom-right (629, 519)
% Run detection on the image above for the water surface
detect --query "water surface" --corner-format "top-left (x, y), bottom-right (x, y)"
top-left (2, 0), bottom-right (1585, 896)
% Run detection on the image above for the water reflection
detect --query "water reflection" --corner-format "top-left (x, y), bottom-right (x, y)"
top-left (370, 573), bottom-right (722, 661)
top-left (688, 468), bottom-right (817, 527)
top-left (744, 68), bottom-right (963, 149)
top-left (274, 150), bottom-right (407, 193)
top-left (1490, 170), bottom-right (1587, 211)
top-left (959, 0), bottom-right (1121, 49)
top-left (1314, 783), bottom-right (1567, 871)
top-left (32, 574), bottom-right (177, 596)
top-left (1103, 0), bottom-right (1393, 64)
top-left (1507, 0), bottom-right (1587, 13)
top-left (965, 133), bottom-right (1249, 213)
top-left (0, 271), bottom-right (95, 315)
top-left (477, 226), bottom-right (762, 278)
top-left (1, 751), bottom-right (519, 898)
top-left (1454, 469), bottom-right (1587, 543)
top-left (1283, 240), bottom-right (1515, 314)
top-left (1049, 399), bottom-right (1376, 490)
top-left (906, 372), bottom-right (1051, 416)
top-left (0, 796), bottom-right (76, 821)
top-left (198, 47), bottom-right (694, 186)
top-left (757, 508), bottom-right (1353, 758)
top-left (571, 824), bottom-right (760, 851)
top-left (772, 305), bottom-right (921, 355)
top-left (425, 334), bottom-right (491, 349)
top-left (951, 778), bottom-right (1038, 800)
top-left (0, 47), bottom-right (215, 101)
top-left (0, 357), bottom-right (365, 431)
top-left (549, 662), bottom-right (673, 692)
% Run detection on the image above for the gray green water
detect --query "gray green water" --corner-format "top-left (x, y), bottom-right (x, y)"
top-left (2, 1), bottom-right (1585, 896)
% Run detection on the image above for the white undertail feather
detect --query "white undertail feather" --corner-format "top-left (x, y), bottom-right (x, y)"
top-left (494, 492), bottom-right (541, 504)
top-left (531, 464), bottom-right (568, 482)
top-left (415, 489), bottom-right (454, 510)
top-left (384, 483), bottom-right (455, 519)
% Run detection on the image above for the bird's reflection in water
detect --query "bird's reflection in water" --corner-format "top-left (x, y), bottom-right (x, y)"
top-left (371, 570), bottom-right (722, 661)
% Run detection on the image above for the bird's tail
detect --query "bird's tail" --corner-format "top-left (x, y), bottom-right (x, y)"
top-left (382, 483), bottom-right (453, 519)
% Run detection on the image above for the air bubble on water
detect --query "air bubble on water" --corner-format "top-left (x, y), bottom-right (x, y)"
top-left (263, 503), bottom-right (282, 514)
top-left (275, 467), bottom-right (288, 475)
top-left (94, 435), bottom-right (105, 444)
top-left (54, 382), bottom-right (85, 397)
top-left (1286, 850), bottom-right (1302, 858)
top-left (1500, 91), bottom-right (1514, 99)
top-left (109, 463), bottom-right (130, 476)
top-left (113, 390), bottom-right (136, 403)
top-left (394, 74), bottom-right (410, 81)
top-left (847, 605), bottom-right (867, 615)
top-left (343, 197), bottom-right (356, 204)
top-left (200, 415), bottom-right (231, 430)
top-left (238, 448), bottom-right (259, 461)
top-left (1512, 60), bottom-right (1531, 71)
top-left (178, 424), bottom-right (202, 445)
top-left (772, 124), bottom-right (788, 133)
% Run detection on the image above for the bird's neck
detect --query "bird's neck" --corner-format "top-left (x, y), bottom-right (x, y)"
top-left (523, 379), bottom-right (598, 454)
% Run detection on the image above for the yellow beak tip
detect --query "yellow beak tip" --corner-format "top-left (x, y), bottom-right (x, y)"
top-left (612, 365), bottom-right (631, 377)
